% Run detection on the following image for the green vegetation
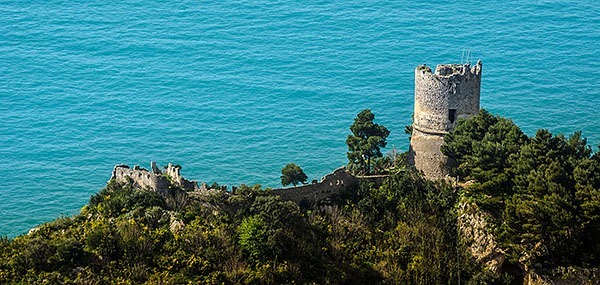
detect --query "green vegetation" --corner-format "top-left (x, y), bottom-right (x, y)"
top-left (0, 172), bottom-right (490, 284)
top-left (280, 163), bottom-right (308, 186)
top-left (0, 109), bottom-right (597, 284)
top-left (346, 109), bottom-right (391, 175)
top-left (442, 109), bottom-right (600, 270)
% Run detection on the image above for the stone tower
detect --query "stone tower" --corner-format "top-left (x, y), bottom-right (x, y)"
top-left (409, 60), bottom-right (482, 178)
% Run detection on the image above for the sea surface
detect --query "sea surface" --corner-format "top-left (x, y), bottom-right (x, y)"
top-left (1, 0), bottom-right (599, 237)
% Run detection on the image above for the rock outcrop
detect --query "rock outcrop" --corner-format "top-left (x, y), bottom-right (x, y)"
top-left (457, 200), bottom-right (506, 274)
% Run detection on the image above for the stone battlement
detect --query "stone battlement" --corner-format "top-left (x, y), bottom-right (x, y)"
top-left (419, 61), bottom-right (482, 84)
top-left (424, 62), bottom-right (482, 78)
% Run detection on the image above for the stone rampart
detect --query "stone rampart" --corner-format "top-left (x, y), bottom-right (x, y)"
top-left (110, 162), bottom-right (388, 207)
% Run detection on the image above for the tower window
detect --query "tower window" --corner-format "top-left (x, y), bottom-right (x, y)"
top-left (449, 109), bottom-right (457, 123)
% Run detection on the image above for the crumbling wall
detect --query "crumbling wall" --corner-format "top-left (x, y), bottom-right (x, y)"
top-left (164, 163), bottom-right (199, 191)
top-left (110, 162), bottom-right (199, 193)
top-left (272, 168), bottom-right (358, 205)
top-left (272, 167), bottom-right (387, 205)
top-left (111, 163), bottom-right (386, 207)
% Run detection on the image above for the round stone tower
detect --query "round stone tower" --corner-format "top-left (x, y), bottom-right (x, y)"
top-left (409, 60), bottom-right (482, 178)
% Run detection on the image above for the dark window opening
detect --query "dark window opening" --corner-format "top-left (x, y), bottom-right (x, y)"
top-left (449, 109), bottom-right (457, 123)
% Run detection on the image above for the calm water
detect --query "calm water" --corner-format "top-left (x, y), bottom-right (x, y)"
top-left (1, 0), bottom-right (598, 237)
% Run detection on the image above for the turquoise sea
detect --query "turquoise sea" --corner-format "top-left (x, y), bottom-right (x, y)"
top-left (1, 0), bottom-right (599, 237)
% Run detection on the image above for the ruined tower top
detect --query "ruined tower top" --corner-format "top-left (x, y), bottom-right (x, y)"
top-left (413, 60), bottom-right (482, 135)
top-left (409, 60), bottom-right (482, 179)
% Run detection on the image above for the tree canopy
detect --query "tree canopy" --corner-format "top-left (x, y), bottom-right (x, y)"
top-left (441, 109), bottom-right (528, 203)
top-left (442, 109), bottom-right (600, 268)
top-left (281, 163), bottom-right (308, 186)
top-left (346, 109), bottom-right (390, 175)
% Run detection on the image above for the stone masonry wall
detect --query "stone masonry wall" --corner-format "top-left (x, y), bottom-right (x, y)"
top-left (163, 163), bottom-right (199, 191)
top-left (111, 163), bottom-right (385, 207)
top-left (413, 61), bottom-right (482, 134)
top-left (272, 167), bottom-right (387, 206)
top-left (408, 129), bottom-right (450, 179)
top-left (110, 162), bottom-right (199, 194)
top-left (272, 168), bottom-right (358, 205)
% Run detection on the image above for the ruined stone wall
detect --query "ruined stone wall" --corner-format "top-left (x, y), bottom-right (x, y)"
top-left (110, 162), bottom-right (198, 194)
top-left (409, 61), bottom-right (482, 179)
top-left (272, 167), bottom-right (387, 205)
top-left (272, 168), bottom-right (359, 205)
top-left (111, 162), bottom-right (386, 207)
top-left (163, 163), bottom-right (199, 191)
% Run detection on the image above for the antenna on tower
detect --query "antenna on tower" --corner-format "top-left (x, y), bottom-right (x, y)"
top-left (469, 49), bottom-right (473, 64)
top-left (467, 49), bottom-right (472, 65)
